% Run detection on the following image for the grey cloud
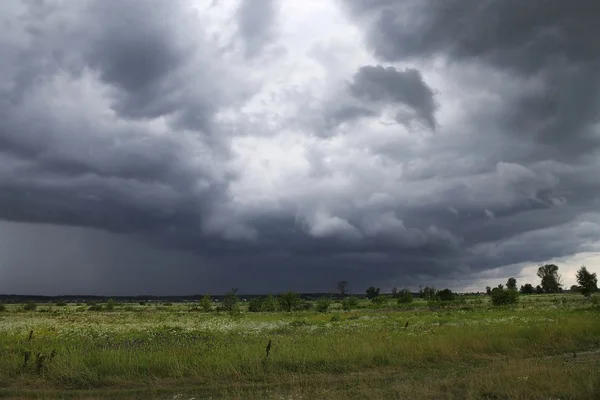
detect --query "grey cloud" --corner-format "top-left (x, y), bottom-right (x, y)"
top-left (347, 65), bottom-right (437, 129)
top-left (236, 0), bottom-right (278, 58)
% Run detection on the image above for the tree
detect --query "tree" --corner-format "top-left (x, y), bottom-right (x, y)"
top-left (506, 277), bottom-right (517, 291)
top-left (485, 286), bottom-right (492, 295)
top-left (337, 281), bottom-right (348, 298)
top-left (279, 292), bottom-right (300, 312)
top-left (365, 286), bottom-right (380, 300)
top-left (576, 266), bottom-right (598, 297)
top-left (248, 297), bottom-right (263, 312)
top-left (520, 283), bottom-right (535, 294)
top-left (262, 295), bottom-right (279, 312)
top-left (537, 264), bottom-right (562, 293)
top-left (391, 287), bottom-right (398, 298)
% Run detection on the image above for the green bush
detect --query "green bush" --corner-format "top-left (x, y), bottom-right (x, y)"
top-left (55, 300), bottom-right (68, 307)
top-left (490, 287), bottom-right (519, 306)
top-left (372, 296), bottom-right (386, 305)
top-left (279, 292), bottom-right (300, 312)
top-left (396, 289), bottom-right (413, 304)
top-left (262, 295), bottom-right (279, 312)
top-left (342, 296), bottom-right (359, 311)
top-left (23, 300), bottom-right (37, 312)
top-left (248, 297), bottom-right (263, 312)
top-left (105, 299), bottom-right (117, 311)
top-left (436, 289), bottom-right (456, 302)
top-left (315, 297), bottom-right (332, 312)
top-left (199, 295), bottom-right (213, 312)
top-left (0, 303), bottom-right (6, 312)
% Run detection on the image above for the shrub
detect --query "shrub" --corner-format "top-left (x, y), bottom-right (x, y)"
top-left (279, 292), bottom-right (301, 312)
top-left (490, 287), bottom-right (519, 306)
top-left (262, 295), bottom-right (279, 312)
top-left (330, 313), bottom-right (342, 322)
top-left (0, 303), bottom-right (5, 312)
top-left (23, 300), bottom-right (37, 312)
top-left (396, 289), bottom-right (413, 304)
top-left (315, 297), bottom-right (332, 312)
top-left (437, 289), bottom-right (456, 302)
top-left (138, 301), bottom-right (148, 306)
top-left (365, 286), bottom-right (380, 300)
top-left (342, 296), bottom-right (359, 311)
top-left (105, 299), bottom-right (117, 311)
top-left (372, 295), bottom-right (386, 305)
top-left (55, 300), bottom-right (68, 307)
top-left (248, 297), bottom-right (263, 312)
top-left (199, 295), bottom-right (213, 312)
top-left (87, 301), bottom-right (103, 311)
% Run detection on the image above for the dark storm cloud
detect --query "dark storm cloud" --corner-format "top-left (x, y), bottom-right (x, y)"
top-left (1, 0), bottom-right (600, 295)
top-left (347, 65), bottom-right (437, 129)
top-left (236, 0), bottom-right (278, 58)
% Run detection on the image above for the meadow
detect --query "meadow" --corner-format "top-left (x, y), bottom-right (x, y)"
top-left (0, 294), bottom-right (599, 399)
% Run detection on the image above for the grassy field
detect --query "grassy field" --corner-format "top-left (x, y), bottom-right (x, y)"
top-left (1, 294), bottom-right (599, 399)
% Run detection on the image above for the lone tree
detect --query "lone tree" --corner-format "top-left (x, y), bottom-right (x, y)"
top-left (365, 286), bottom-right (380, 300)
top-left (485, 286), bottom-right (492, 295)
top-left (576, 266), bottom-right (598, 297)
top-left (506, 277), bottom-right (517, 291)
top-left (279, 292), bottom-right (301, 312)
top-left (337, 281), bottom-right (348, 298)
top-left (537, 264), bottom-right (562, 293)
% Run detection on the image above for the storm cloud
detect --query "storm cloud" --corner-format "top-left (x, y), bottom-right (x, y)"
top-left (1, 0), bottom-right (599, 295)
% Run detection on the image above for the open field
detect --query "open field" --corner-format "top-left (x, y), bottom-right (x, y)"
top-left (1, 294), bottom-right (600, 399)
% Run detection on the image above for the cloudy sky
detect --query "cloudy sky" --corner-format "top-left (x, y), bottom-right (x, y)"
top-left (1, 0), bottom-right (599, 295)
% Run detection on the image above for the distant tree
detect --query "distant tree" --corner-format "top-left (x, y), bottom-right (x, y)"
top-left (396, 289), bottom-right (413, 304)
top-left (436, 289), bottom-right (456, 302)
top-left (337, 281), bottom-right (348, 298)
top-left (576, 266), bottom-right (598, 297)
top-left (537, 264), bottom-right (562, 293)
top-left (365, 286), bottom-right (380, 300)
top-left (485, 286), bottom-right (492, 295)
top-left (279, 292), bottom-right (301, 312)
top-left (419, 286), bottom-right (437, 300)
top-left (497, 284), bottom-right (504, 290)
top-left (506, 277), bottom-right (517, 291)
top-left (570, 285), bottom-right (580, 292)
top-left (535, 285), bottom-right (544, 294)
top-left (199, 294), bottom-right (213, 312)
top-left (520, 284), bottom-right (535, 294)
top-left (391, 287), bottom-right (398, 298)
top-left (491, 286), bottom-right (519, 306)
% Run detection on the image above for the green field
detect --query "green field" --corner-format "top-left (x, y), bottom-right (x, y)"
top-left (1, 294), bottom-right (599, 399)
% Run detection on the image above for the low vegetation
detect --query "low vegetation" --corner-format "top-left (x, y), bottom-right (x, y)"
top-left (0, 264), bottom-right (598, 399)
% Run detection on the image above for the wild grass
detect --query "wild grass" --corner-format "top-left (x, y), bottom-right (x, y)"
top-left (0, 294), bottom-right (599, 399)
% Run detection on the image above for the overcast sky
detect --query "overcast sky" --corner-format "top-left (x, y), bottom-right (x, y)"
top-left (1, 0), bottom-right (599, 295)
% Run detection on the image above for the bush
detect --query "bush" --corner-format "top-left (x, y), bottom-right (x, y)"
top-left (396, 289), bottom-right (413, 304)
top-left (0, 303), bottom-right (5, 312)
top-left (222, 290), bottom-right (239, 313)
top-left (330, 313), bottom-right (342, 322)
top-left (105, 299), bottom-right (117, 311)
top-left (315, 297), bottom-right (332, 312)
top-left (279, 292), bottom-right (301, 312)
top-left (55, 300), bottom-right (68, 307)
top-left (23, 300), bottom-right (37, 312)
top-left (138, 301), bottom-right (148, 306)
top-left (490, 287), bottom-right (519, 306)
top-left (436, 289), bottom-right (456, 302)
top-left (372, 296), bottom-right (386, 305)
top-left (262, 295), bottom-right (279, 312)
top-left (88, 303), bottom-right (103, 311)
top-left (342, 296), bottom-right (359, 311)
top-left (199, 295), bottom-right (213, 312)
top-left (248, 297), bottom-right (263, 312)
